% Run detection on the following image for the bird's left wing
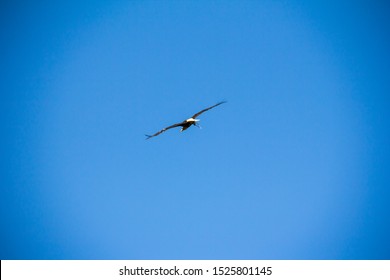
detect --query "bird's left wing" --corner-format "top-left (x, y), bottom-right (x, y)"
top-left (145, 121), bottom-right (186, 140)
top-left (191, 101), bottom-right (227, 119)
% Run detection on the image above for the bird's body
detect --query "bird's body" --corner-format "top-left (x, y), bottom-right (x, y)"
top-left (145, 101), bottom-right (226, 139)
top-left (180, 118), bottom-right (199, 131)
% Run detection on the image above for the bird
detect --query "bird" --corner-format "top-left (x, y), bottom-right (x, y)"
top-left (145, 101), bottom-right (227, 139)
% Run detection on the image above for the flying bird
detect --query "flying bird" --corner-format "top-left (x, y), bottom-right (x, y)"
top-left (145, 101), bottom-right (227, 139)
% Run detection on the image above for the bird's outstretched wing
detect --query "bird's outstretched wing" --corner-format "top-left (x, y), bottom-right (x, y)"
top-left (145, 121), bottom-right (186, 140)
top-left (191, 101), bottom-right (227, 119)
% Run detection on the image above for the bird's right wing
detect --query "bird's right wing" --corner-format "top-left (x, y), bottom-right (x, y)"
top-left (191, 101), bottom-right (227, 119)
top-left (145, 121), bottom-right (186, 140)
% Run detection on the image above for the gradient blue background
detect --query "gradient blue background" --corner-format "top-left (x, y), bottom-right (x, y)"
top-left (1, 1), bottom-right (389, 259)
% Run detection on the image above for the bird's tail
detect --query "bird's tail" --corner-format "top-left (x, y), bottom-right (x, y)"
top-left (145, 134), bottom-right (152, 140)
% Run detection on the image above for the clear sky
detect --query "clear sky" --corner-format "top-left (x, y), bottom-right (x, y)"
top-left (1, 1), bottom-right (389, 259)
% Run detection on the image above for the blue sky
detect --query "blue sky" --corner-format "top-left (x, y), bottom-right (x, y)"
top-left (1, 1), bottom-right (389, 259)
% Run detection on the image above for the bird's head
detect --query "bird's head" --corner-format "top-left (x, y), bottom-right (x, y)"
top-left (186, 118), bottom-right (200, 123)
